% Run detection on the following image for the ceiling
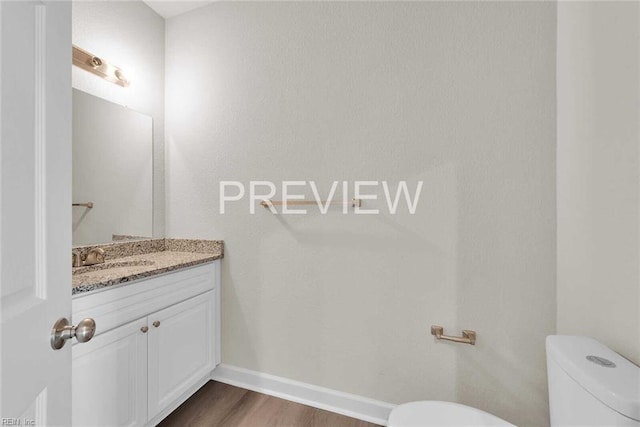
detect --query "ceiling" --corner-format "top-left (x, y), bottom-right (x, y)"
top-left (142, 1), bottom-right (217, 19)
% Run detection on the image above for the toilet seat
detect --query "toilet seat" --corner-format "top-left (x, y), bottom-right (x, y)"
top-left (388, 401), bottom-right (515, 427)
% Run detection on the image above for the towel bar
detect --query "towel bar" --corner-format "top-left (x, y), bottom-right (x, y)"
top-left (431, 325), bottom-right (476, 345)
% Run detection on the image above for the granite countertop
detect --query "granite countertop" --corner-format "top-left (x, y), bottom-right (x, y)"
top-left (72, 239), bottom-right (223, 296)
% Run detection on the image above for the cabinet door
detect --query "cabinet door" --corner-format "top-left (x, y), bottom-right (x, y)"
top-left (147, 291), bottom-right (216, 419)
top-left (72, 318), bottom-right (148, 427)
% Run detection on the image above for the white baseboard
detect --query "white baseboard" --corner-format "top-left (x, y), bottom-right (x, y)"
top-left (211, 364), bottom-right (395, 426)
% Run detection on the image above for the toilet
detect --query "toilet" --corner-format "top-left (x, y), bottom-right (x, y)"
top-left (546, 335), bottom-right (640, 426)
top-left (389, 335), bottom-right (640, 426)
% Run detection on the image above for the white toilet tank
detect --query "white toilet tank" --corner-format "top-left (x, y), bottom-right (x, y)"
top-left (546, 336), bottom-right (640, 426)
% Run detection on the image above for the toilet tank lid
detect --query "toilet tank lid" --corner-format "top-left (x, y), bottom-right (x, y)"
top-left (546, 335), bottom-right (640, 421)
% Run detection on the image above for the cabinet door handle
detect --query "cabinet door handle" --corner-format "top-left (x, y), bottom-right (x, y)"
top-left (153, 321), bottom-right (160, 328)
top-left (141, 326), bottom-right (149, 333)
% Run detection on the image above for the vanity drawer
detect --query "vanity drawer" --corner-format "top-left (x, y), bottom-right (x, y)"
top-left (72, 261), bottom-right (217, 337)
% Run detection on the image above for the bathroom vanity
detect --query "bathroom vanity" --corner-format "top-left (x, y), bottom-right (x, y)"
top-left (71, 239), bottom-right (223, 427)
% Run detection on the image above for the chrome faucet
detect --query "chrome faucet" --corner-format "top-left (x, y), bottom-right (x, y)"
top-left (72, 251), bottom-right (84, 268)
top-left (72, 247), bottom-right (105, 267)
top-left (84, 248), bottom-right (105, 266)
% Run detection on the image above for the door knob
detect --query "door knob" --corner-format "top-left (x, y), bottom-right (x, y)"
top-left (153, 320), bottom-right (160, 328)
top-left (50, 317), bottom-right (96, 350)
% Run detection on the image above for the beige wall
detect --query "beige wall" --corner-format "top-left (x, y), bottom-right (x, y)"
top-left (557, 2), bottom-right (640, 365)
top-left (165, 3), bottom-right (556, 425)
top-left (72, 1), bottom-right (165, 239)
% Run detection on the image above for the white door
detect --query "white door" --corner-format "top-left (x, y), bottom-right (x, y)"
top-left (0, 1), bottom-right (72, 424)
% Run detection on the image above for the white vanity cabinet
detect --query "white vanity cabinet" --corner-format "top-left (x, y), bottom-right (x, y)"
top-left (71, 261), bottom-right (220, 427)
top-left (147, 291), bottom-right (216, 420)
top-left (73, 317), bottom-right (148, 427)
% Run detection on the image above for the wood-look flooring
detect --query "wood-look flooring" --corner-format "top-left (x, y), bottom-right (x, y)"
top-left (158, 381), bottom-right (381, 427)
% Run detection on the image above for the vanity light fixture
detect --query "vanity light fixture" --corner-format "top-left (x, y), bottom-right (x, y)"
top-left (72, 45), bottom-right (130, 87)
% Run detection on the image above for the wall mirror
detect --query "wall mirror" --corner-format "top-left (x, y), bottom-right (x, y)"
top-left (72, 89), bottom-right (153, 246)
